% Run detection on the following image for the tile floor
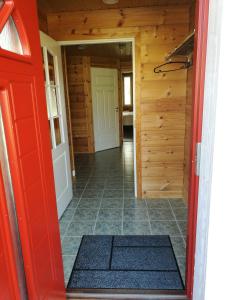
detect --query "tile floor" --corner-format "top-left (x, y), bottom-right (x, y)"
top-left (59, 142), bottom-right (187, 286)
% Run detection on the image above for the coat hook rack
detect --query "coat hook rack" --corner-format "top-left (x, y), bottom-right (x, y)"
top-left (154, 60), bottom-right (192, 74)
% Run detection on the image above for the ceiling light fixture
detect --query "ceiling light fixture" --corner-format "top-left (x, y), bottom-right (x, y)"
top-left (102, 0), bottom-right (119, 4)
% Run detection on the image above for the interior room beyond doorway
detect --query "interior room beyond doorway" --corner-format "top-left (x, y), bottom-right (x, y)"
top-left (59, 40), bottom-right (187, 290)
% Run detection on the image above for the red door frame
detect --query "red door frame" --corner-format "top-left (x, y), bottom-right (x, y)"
top-left (186, 0), bottom-right (210, 299)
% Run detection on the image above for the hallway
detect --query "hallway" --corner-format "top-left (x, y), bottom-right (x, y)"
top-left (59, 142), bottom-right (187, 286)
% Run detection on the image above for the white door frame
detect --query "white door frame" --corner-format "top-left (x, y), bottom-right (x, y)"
top-left (58, 38), bottom-right (137, 196)
top-left (40, 32), bottom-right (73, 218)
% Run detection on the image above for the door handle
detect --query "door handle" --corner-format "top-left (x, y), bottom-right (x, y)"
top-left (115, 107), bottom-right (119, 112)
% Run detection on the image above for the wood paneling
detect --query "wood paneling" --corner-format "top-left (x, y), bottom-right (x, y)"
top-left (38, 0), bottom-right (193, 14)
top-left (83, 57), bottom-right (95, 153)
top-left (66, 55), bottom-right (94, 153)
top-left (66, 53), bottom-right (123, 153)
top-left (91, 56), bottom-right (119, 69)
top-left (38, 9), bottom-right (48, 33)
top-left (47, 7), bottom-right (188, 40)
top-left (61, 47), bottom-right (75, 173)
top-left (66, 43), bottom-right (132, 59)
top-left (120, 59), bottom-right (133, 73)
top-left (48, 5), bottom-right (190, 198)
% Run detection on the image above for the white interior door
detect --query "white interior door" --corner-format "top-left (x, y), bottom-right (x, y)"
top-left (91, 68), bottom-right (120, 152)
top-left (40, 32), bottom-right (72, 219)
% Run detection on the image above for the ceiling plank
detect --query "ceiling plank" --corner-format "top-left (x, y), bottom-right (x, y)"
top-left (37, 0), bottom-right (194, 14)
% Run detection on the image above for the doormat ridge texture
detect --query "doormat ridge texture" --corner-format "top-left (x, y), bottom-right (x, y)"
top-left (67, 235), bottom-right (184, 290)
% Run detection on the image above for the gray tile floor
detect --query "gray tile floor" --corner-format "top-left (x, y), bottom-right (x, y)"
top-left (59, 142), bottom-right (187, 286)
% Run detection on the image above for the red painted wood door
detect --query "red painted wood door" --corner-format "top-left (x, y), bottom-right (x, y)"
top-left (0, 1), bottom-right (66, 299)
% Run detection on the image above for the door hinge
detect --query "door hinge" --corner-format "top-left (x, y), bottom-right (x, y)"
top-left (195, 142), bottom-right (201, 176)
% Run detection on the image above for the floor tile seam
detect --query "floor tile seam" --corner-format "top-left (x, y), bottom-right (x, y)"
top-left (122, 178), bottom-right (124, 235)
top-left (145, 199), bottom-right (152, 234)
top-left (93, 183), bottom-right (105, 234)
top-left (146, 206), bottom-right (177, 210)
top-left (60, 222), bottom-right (71, 240)
top-left (62, 235), bottom-right (83, 239)
top-left (168, 200), bottom-right (186, 246)
top-left (149, 219), bottom-right (183, 222)
top-left (65, 179), bottom-right (91, 236)
top-left (62, 254), bottom-right (77, 257)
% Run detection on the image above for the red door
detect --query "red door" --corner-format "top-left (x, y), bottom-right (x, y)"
top-left (0, 0), bottom-right (66, 299)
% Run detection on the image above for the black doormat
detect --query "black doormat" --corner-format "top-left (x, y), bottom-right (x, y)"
top-left (67, 235), bottom-right (184, 290)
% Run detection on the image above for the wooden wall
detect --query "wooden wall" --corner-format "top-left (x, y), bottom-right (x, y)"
top-left (66, 51), bottom-right (124, 153)
top-left (61, 48), bottom-right (76, 174)
top-left (120, 59), bottom-right (133, 73)
top-left (66, 54), bottom-right (94, 153)
top-left (47, 5), bottom-right (190, 198)
top-left (183, 3), bottom-right (195, 202)
top-left (38, 9), bottom-right (48, 34)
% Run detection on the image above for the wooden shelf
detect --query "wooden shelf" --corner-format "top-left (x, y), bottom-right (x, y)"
top-left (166, 31), bottom-right (195, 61)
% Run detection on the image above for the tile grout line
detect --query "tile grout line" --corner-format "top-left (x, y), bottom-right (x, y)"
top-left (122, 160), bottom-right (125, 236)
top-left (168, 200), bottom-right (186, 247)
top-left (145, 199), bottom-right (152, 234)
top-left (60, 170), bottom-right (92, 282)
top-left (92, 185), bottom-right (104, 234)
top-left (167, 200), bottom-right (187, 284)
top-left (63, 176), bottom-right (91, 239)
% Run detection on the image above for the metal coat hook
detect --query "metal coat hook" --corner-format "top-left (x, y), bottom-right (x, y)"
top-left (154, 61), bottom-right (192, 73)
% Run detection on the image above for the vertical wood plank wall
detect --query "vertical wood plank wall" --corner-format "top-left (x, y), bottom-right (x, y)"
top-left (65, 55), bottom-right (94, 153)
top-left (183, 3), bottom-right (196, 202)
top-left (61, 47), bottom-right (76, 173)
top-left (65, 52), bottom-right (123, 153)
top-left (47, 5), bottom-right (190, 198)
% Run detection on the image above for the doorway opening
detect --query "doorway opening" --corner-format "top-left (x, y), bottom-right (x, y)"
top-left (37, 0), bottom-right (197, 297)
top-left (59, 40), bottom-right (138, 286)
top-left (55, 39), bottom-right (187, 293)
top-left (122, 72), bottom-right (134, 142)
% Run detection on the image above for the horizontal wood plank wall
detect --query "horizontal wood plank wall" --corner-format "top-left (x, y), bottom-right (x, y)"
top-left (120, 59), bottom-right (133, 73)
top-left (183, 3), bottom-right (195, 202)
top-left (48, 5), bottom-right (190, 198)
top-left (66, 54), bottom-right (94, 153)
top-left (66, 53), bottom-right (122, 152)
top-left (91, 56), bottom-right (119, 68)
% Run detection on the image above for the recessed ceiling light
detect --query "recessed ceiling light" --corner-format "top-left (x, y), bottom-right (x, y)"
top-left (102, 0), bottom-right (119, 4)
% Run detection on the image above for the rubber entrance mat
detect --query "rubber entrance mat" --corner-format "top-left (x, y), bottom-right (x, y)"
top-left (67, 235), bottom-right (184, 290)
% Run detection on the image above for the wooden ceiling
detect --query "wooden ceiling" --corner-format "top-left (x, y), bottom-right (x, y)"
top-left (38, 0), bottom-right (193, 14)
top-left (66, 42), bottom-right (132, 59)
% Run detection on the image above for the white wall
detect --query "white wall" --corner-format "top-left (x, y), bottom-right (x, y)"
top-left (193, 0), bottom-right (225, 299)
